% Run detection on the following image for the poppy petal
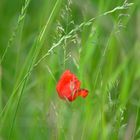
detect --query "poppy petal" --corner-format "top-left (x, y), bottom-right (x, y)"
top-left (76, 89), bottom-right (88, 98)
top-left (56, 70), bottom-right (81, 100)
top-left (56, 70), bottom-right (88, 102)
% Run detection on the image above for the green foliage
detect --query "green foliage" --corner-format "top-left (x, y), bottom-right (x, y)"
top-left (0, 0), bottom-right (140, 140)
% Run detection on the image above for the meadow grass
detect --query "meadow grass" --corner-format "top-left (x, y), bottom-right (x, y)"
top-left (0, 0), bottom-right (140, 140)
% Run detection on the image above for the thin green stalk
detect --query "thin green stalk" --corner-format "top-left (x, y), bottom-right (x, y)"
top-left (132, 106), bottom-right (139, 140)
top-left (0, 66), bottom-right (2, 112)
top-left (0, 0), bottom-right (31, 132)
top-left (0, 0), bottom-right (30, 122)
top-left (0, 0), bottom-right (31, 64)
top-left (8, 0), bottom-right (61, 139)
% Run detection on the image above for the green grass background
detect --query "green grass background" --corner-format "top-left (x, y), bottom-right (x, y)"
top-left (0, 0), bottom-right (140, 139)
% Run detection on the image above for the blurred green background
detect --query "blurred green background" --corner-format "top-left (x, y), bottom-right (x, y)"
top-left (0, 0), bottom-right (140, 140)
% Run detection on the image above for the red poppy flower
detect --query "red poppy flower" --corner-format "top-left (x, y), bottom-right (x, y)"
top-left (56, 70), bottom-right (88, 102)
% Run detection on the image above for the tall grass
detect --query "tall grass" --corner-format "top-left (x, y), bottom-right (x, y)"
top-left (0, 0), bottom-right (140, 139)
